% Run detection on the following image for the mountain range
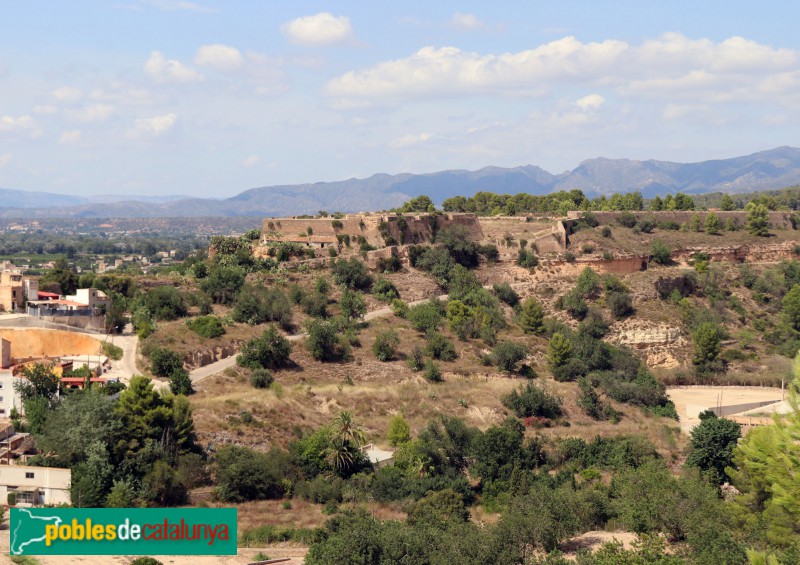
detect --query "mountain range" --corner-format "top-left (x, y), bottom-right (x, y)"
top-left (1, 146), bottom-right (799, 218)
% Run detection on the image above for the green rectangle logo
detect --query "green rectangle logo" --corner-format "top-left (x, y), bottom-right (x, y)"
top-left (10, 508), bottom-right (237, 556)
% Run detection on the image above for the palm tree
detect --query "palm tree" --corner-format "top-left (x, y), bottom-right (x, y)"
top-left (331, 411), bottom-right (366, 447)
top-left (326, 411), bottom-right (366, 474)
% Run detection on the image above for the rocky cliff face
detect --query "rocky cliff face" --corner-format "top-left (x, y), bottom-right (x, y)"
top-left (184, 341), bottom-right (244, 369)
top-left (608, 322), bottom-right (688, 368)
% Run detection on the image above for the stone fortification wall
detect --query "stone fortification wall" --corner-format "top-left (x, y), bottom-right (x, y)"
top-left (262, 213), bottom-right (483, 248)
top-left (544, 256), bottom-right (648, 276)
top-left (571, 210), bottom-right (794, 230)
top-left (672, 242), bottom-right (799, 264)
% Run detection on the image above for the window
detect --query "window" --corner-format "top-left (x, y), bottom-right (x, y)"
top-left (0, 396), bottom-right (4, 402)
top-left (25, 472), bottom-right (34, 479)
top-left (14, 490), bottom-right (35, 505)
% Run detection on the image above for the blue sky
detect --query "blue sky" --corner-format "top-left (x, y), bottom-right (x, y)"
top-left (1, 1), bottom-right (798, 198)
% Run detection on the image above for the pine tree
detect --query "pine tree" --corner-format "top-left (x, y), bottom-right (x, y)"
top-left (547, 332), bottom-right (573, 369)
top-left (650, 195), bottom-right (663, 211)
top-left (720, 193), bottom-right (735, 211)
top-left (517, 297), bottom-right (545, 334)
top-left (387, 414), bottom-right (411, 446)
top-left (729, 355), bottom-right (800, 546)
top-left (704, 211), bottom-right (721, 235)
top-left (746, 202), bottom-right (770, 236)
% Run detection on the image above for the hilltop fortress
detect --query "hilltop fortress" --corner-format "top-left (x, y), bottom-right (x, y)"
top-left (253, 208), bottom-right (800, 273)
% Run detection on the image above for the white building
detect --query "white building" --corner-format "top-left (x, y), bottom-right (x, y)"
top-left (0, 465), bottom-right (71, 506)
top-left (0, 340), bottom-right (24, 417)
top-left (64, 288), bottom-right (109, 309)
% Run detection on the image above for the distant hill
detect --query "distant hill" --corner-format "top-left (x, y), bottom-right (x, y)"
top-left (1, 146), bottom-right (799, 218)
top-left (0, 188), bottom-right (89, 209)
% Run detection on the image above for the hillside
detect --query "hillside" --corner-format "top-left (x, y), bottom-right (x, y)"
top-left (1, 146), bottom-right (799, 218)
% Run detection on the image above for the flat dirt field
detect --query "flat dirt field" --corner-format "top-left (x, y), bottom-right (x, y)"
top-left (0, 328), bottom-right (104, 359)
top-left (667, 386), bottom-right (785, 432)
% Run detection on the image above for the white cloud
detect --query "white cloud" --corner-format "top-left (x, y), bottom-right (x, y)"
top-left (52, 86), bottom-right (83, 103)
top-left (242, 155), bottom-right (260, 167)
top-left (127, 112), bottom-right (177, 139)
top-left (0, 115), bottom-right (41, 138)
top-left (195, 44), bottom-right (244, 71)
top-left (389, 132), bottom-right (432, 149)
top-left (144, 51), bottom-right (203, 83)
top-left (451, 12), bottom-right (484, 31)
top-left (326, 38), bottom-right (628, 101)
top-left (0, 153), bottom-right (11, 168)
top-left (66, 104), bottom-right (115, 123)
top-left (576, 93), bottom-right (605, 110)
top-left (281, 12), bottom-right (353, 46)
top-left (59, 130), bottom-right (82, 144)
top-left (326, 33), bottom-right (800, 107)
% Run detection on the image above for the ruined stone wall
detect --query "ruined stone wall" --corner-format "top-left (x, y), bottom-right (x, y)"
top-left (262, 213), bottom-right (483, 248)
top-left (672, 242), bottom-right (798, 263)
top-left (574, 210), bottom-right (794, 230)
top-left (533, 233), bottom-right (565, 254)
top-left (545, 256), bottom-right (648, 276)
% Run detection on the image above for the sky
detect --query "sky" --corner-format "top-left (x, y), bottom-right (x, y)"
top-left (1, 1), bottom-right (799, 198)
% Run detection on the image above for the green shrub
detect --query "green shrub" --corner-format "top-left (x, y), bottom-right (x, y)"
top-left (517, 249), bottom-right (539, 269)
top-left (150, 347), bottom-right (183, 378)
top-left (408, 301), bottom-right (444, 333)
top-left (492, 283), bottom-right (519, 307)
top-left (492, 341), bottom-right (528, 373)
top-left (185, 315), bottom-right (226, 338)
top-left (560, 291), bottom-right (588, 320)
top-left (340, 288), bottom-right (367, 320)
top-left (141, 285), bottom-right (188, 320)
top-left (651, 240), bottom-right (671, 265)
top-left (575, 267), bottom-right (601, 298)
top-left (102, 341), bottom-right (123, 361)
top-left (169, 369), bottom-right (193, 395)
top-left (502, 383), bottom-right (563, 419)
top-left (636, 217), bottom-right (656, 233)
top-left (237, 326), bottom-right (292, 370)
top-left (305, 319), bottom-right (350, 362)
top-left (250, 368), bottom-right (274, 389)
top-left (425, 332), bottom-right (457, 361)
top-left (423, 360), bottom-right (442, 382)
top-left (608, 292), bottom-right (634, 319)
top-left (372, 330), bottom-right (400, 362)
top-left (200, 265), bottom-right (246, 304)
top-left (288, 284), bottom-right (305, 305)
top-left (601, 226), bottom-right (612, 237)
top-left (303, 292), bottom-right (329, 318)
top-left (390, 299), bottom-right (409, 318)
top-left (372, 278), bottom-right (400, 302)
top-left (232, 286), bottom-right (292, 328)
top-left (332, 257), bottom-right (373, 290)
top-left (407, 346), bottom-right (424, 371)
top-left (618, 212), bottom-right (637, 228)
